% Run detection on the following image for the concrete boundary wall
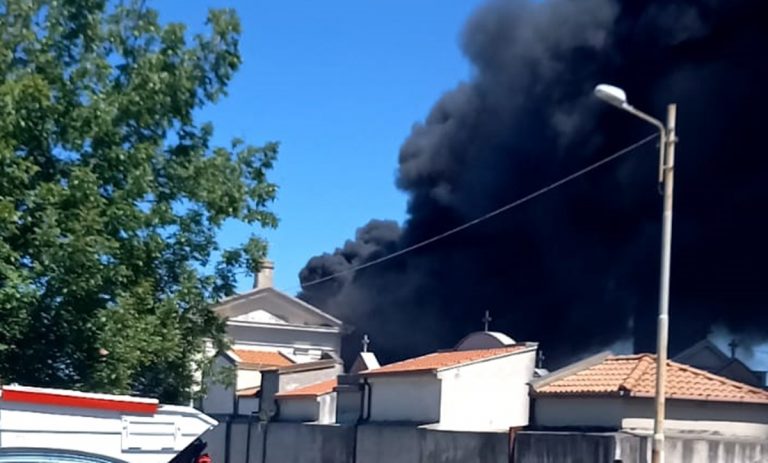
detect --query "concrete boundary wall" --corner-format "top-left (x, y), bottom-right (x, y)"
top-left (356, 424), bottom-right (509, 463)
top-left (264, 423), bottom-right (355, 463)
top-left (203, 421), bottom-right (509, 463)
top-left (204, 421), bottom-right (768, 463)
top-left (515, 431), bottom-right (768, 463)
top-left (514, 431), bottom-right (617, 463)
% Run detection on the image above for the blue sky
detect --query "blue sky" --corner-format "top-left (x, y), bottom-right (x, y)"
top-left (158, 1), bottom-right (486, 292)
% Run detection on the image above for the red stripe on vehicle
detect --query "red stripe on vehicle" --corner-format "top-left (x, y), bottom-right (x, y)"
top-left (2, 389), bottom-right (158, 414)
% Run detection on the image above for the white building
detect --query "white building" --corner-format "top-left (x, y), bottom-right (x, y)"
top-left (215, 261), bottom-right (345, 362)
top-left (200, 261), bottom-right (346, 415)
top-left (271, 341), bottom-right (379, 425)
top-left (198, 262), bottom-right (346, 463)
top-left (531, 352), bottom-right (768, 439)
top-left (274, 378), bottom-right (338, 424)
top-left (359, 331), bottom-right (538, 432)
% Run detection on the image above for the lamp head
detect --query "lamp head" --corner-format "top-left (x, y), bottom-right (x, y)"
top-left (594, 84), bottom-right (628, 108)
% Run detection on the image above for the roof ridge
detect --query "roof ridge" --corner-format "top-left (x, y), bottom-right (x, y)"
top-left (362, 345), bottom-right (531, 376)
top-left (621, 354), bottom-right (654, 392)
top-left (531, 351), bottom-right (612, 391)
top-left (277, 350), bottom-right (293, 363)
top-left (388, 350), bottom-right (441, 364)
top-left (436, 345), bottom-right (535, 372)
top-left (275, 377), bottom-right (338, 398)
top-left (608, 353), bottom-right (648, 360)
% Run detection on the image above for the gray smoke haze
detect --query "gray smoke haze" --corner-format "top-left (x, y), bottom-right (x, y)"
top-left (299, 0), bottom-right (768, 366)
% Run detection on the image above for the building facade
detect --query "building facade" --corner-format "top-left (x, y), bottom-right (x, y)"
top-left (531, 352), bottom-right (768, 439)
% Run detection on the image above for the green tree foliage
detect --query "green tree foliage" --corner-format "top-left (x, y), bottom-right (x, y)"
top-left (0, 0), bottom-right (278, 403)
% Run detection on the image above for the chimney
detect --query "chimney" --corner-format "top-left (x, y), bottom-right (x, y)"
top-left (254, 260), bottom-right (274, 289)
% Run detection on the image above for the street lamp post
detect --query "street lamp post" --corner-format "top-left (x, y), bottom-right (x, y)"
top-left (594, 84), bottom-right (677, 463)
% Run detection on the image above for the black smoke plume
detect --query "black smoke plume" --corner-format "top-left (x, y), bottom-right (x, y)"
top-left (299, 0), bottom-right (768, 367)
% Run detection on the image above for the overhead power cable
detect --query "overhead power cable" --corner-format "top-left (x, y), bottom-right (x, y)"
top-left (295, 133), bottom-right (658, 291)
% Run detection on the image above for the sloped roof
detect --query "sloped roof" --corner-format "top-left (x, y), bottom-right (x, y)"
top-left (362, 346), bottom-right (531, 376)
top-left (674, 339), bottom-right (730, 365)
top-left (236, 386), bottom-right (260, 397)
top-left (231, 349), bottom-right (294, 368)
top-left (275, 379), bottom-right (338, 399)
top-left (533, 353), bottom-right (768, 404)
top-left (351, 352), bottom-right (380, 374)
top-left (214, 287), bottom-right (344, 329)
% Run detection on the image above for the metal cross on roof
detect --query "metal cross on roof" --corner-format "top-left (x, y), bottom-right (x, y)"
top-left (482, 310), bottom-right (492, 332)
top-left (728, 338), bottom-right (739, 359)
top-left (362, 334), bottom-right (370, 352)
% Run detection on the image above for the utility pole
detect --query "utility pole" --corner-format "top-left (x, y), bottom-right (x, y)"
top-left (594, 85), bottom-right (678, 463)
top-left (652, 103), bottom-right (677, 463)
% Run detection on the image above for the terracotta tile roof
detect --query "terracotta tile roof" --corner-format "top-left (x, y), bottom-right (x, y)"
top-left (362, 346), bottom-right (529, 376)
top-left (535, 354), bottom-right (768, 404)
top-left (275, 379), bottom-right (338, 399)
top-left (232, 349), bottom-right (294, 368)
top-left (236, 387), bottom-right (260, 397)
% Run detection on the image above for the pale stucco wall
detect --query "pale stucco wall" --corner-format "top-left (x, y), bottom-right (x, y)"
top-left (517, 431), bottom-right (768, 463)
top-left (279, 398), bottom-right (319, 422)
top-left (237, 369), bottom-right (262, 391)
top-left (437, 349), bottom-right (536, 431)
top-left (317, 393), bottom-right (337, 424)
top-left (277, 364), bottom-right (343, 393)
top-left (226, 323), bottom-right (341, 355)
top-left (277, 394), bottom-right (337, 424)
top-left (368, 374), bottom-right (442, 423)
top-left (622, 398), bottom-right (768, 439)
top-left (534, 396), bottom-right (625, 429)
top-left (534, 396), bottom-right (768, 439)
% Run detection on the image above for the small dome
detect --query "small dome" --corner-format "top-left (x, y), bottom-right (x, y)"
top-left (455, 331), bottom-right (516, 351)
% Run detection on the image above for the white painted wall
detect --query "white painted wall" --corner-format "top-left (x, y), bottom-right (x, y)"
top-left (279, 398), bottom-right (319, 422)
top-left (226, 323), bottom-right (341, 356)
top-left (237, 369), bottom-right (262, 391)
top-left (622, 397), bottom-right (768, 439)
top-left (535, 396), bottom-right (768, 439)
top-left (317, 394), bottom-right (337, 424)
top-left (368, 374), bottom-right (442, 423)
top-left (438, 349), bottom-right (536, 431)
top-left (277, 365), bottom-right (343, 394)
top-left (201, 356), bottom-right (266, 416)
top-left (277, 394), bottom-right (337, 424)
top-left (534, 396), bottom-right (625, 429)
